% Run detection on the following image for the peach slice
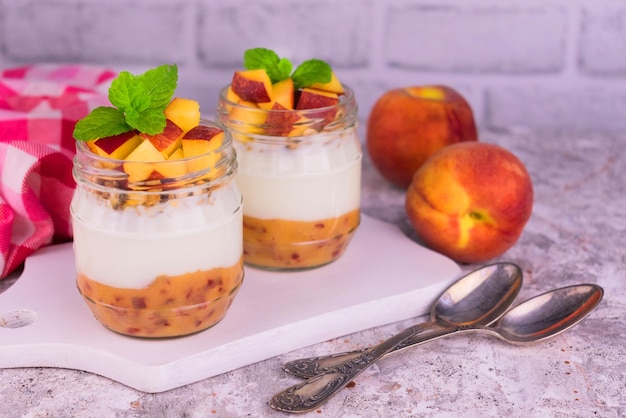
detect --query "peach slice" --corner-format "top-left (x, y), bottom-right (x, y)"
top-left (310, 71), bottom-right (344, 95)
top-left (164, 97), bottom-right (201, 132)
top-left (225, 86), bottom-right (242, 103)
top-left (221, 87), bottom-right (243, 113)
top-left (231, 69), bottom-right (273, 103)
top-left (265, 102), bottom-right (301, 136)
top-left (123, 138), bottom-right (166, 183)
top-left (157, 147), bottom-right (188, 180)
top-left (296, 88), bottom-right (340, 109)
top-left (87, 130), bottom-right (142, 160)
top-left (169, 147), bottom-right (184, 160)
top-left (124, 140), bottom-right (185, 187)
top-left (296, 88), bottom-right (339, 124)
top-left (228, 100), bottom-right (267, 136)
top-left (258, 78), bottom-right (295, 110)
top-left (182, 125), bottom-right (225, 174)
top-left (139, 119), bottom-right (184, 158)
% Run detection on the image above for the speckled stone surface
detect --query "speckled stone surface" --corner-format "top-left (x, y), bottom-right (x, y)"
top-left (1, 129), bottom-right (624, 417)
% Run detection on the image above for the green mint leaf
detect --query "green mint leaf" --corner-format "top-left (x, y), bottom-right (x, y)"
top-left (265, 58), bottom-right (293, 83)
top-left (134, 64), bottom-right (178, 110)
top-left (74, 64), bottom-right (179, 141)
top-left (244, 47), bottom-right (293, 83)
top-left (111, 64), bottom-right (177, 133)
top-left (244, 48), bottom-right (280, 70)
top-left (130, 94), bottom-right (151, 113)
top-left (108, 71), bottom-right (135, 112)
top-left (126, 107), bottom-right (168, 135)
top-left (73, 106), bottom-right (132, 141)
top-left (291, 59), bottom-right (332, 90)
top-left (275, 58), bottom-right (293, 81)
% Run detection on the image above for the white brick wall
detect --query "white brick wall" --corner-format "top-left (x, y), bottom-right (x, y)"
top-left (1, 0), bottom-right (625, 133)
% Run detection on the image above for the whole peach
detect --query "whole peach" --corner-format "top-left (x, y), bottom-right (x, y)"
top-left (367, 85), bottom-right (478, 188)
top-left (405, 142), bottom-right (533, 264)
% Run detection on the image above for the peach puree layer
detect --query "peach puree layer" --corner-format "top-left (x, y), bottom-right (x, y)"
top-left (242, 210), bottom-right (360, 269)
top-left (77, 258), bottom-right (244, 338)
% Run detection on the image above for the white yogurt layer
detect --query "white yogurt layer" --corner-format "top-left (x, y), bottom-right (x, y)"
top-left (234, 131), bottom-right (362, 220)
top-left (71, 184), bottom-right (243, 289)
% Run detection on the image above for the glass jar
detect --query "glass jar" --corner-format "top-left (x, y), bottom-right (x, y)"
top-left (70, 120), bottom-right (243, 338)
top-left (217, 85), bottom-right (362, 270)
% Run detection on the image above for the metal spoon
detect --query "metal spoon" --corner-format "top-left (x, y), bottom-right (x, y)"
top-left (480, 283), bottom-right (603, 343)
top-left (269, 262), bottom-right (524, 413)
top-left (270, 284), bottom-right (604, 414)
top-left (281, 262), bottom-right (523, 380)
top-left (282, 283), bottom-right (604, 381)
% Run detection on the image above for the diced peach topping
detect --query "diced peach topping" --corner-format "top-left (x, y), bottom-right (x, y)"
top-left (224, 65), bottom-right (346, 137)
top-left (164, 97), bottom-right (201, 132)
top-left (82, 97), bottom-right (226, 207)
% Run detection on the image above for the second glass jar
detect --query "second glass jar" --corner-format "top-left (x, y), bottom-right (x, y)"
top-left (217, 85), bottom-right (362, 271)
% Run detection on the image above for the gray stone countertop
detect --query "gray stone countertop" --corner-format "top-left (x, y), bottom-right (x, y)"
top-left (0, 129), bottom-right (624, 417)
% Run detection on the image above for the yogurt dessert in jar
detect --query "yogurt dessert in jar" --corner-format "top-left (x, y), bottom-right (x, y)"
top-left (217, 48), bottom-right (362, 270)
top-left (71, 64), bottom-right (243, 338)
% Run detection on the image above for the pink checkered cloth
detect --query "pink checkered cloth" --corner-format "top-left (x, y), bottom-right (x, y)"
top-left (0, 65), bottom-right (116, 279)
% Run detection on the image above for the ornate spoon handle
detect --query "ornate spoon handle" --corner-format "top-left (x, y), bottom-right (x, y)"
top-left (282, 323), bottom-right (453, 379)
top-left (270, 324), bottom-right (427, 413)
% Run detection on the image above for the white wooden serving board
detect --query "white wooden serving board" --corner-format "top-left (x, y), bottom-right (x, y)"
top-left (0, 214), bottom-right (460, 393)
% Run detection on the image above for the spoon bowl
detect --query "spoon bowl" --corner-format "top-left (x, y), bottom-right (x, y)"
top-left (434, 262), bottom-right (523, 326)
top-left (488, 283), bottom-right (604, 344)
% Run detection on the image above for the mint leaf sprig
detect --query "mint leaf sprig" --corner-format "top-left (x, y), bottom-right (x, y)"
top-left (243, 47), bottom-right (332, 90)
top-left (73, 64), bottom-right (178, 141)
top-left (244, 48), bottom-right (292, 84)
top-left (291, 58), bottom-right (332, 90)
